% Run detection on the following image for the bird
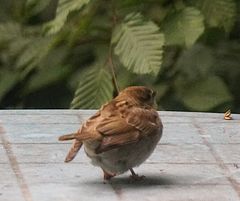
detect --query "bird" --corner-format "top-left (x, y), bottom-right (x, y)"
top-left (59, 86), bottom-right (163, 181)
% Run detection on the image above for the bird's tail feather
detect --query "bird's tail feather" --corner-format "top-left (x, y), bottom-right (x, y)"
top-left (64, 139), bottom-right (83, 162)
top-left (58, 133), bottom-right (77, 141)
top-left (58, 132), bottom-right (83, 162)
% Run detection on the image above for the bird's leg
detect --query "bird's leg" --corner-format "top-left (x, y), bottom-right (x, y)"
top-left (129, 168), bottom-right (145, 180)
top-left (102, 169), bottom-right (116, 181)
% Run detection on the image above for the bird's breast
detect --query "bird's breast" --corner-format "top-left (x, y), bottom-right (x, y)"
top-left (84, 128), bottom-right (162, 174)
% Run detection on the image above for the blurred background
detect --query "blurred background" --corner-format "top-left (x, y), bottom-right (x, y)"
top-left (0, 0), bottom-right (239, 112)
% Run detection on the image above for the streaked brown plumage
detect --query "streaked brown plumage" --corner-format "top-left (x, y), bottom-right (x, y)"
top-left (59, 86), bottom-right (163, 180)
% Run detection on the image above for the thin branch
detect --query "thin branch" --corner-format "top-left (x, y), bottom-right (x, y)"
top-left (107, 0), bottom-right (120, 95)
top-left (108, 45), bottom-right (120, 94)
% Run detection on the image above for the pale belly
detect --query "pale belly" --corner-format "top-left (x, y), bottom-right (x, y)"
top-left (83, 130), bottom-right (162, 174)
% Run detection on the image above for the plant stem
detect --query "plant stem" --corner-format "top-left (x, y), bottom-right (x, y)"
top-left (107, 0), bottom-right (120, 95)
top-left (108, 45), bottom-right (120, 94)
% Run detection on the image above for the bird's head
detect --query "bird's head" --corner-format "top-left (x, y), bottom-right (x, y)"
top-left (117, 86), bottom-right (157, 107)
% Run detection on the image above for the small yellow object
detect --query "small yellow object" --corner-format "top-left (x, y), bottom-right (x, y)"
top-left (224, 109), bottom-right (232, 120)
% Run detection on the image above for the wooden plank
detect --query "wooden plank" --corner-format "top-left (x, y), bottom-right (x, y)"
top-left (0, 114), bottom-right (83, 124)
top-left (2, 121), bottom-right (239, 144)
top-left (18, 163), bottom-right (229, 185)
top-left (10, 144), bottom-right (86, 164)
top-left (0, 184), bottom-right (25, 201)
top-left (110, 184), bottom-right (239, 201)
top-left (0, 109), bottom-right (236, 118)
top-left (0, 145), bottom-right (9, 163)
top-left (213, 144), bottom-right (240, 163)
top-left (1, 110), bottom-right (239, 124)
top-left (2, 124), bottom-right (79, 143)
top-left (2, 122), bottom-right (203, 144)
top-left (0, 165), bottom-right (25, 201)
top-left (15, 163), bottom-right (235, 201)
top-left (9, 143), bottom-right (216, 164)
top-left (0, 164), bottom-right (18, 183)
top-left (226, 164), bottom-right (240, 184)
top-left (197, 122), bottom-right (240, 144)
top-left (0, 110), bottom-right (240, 201)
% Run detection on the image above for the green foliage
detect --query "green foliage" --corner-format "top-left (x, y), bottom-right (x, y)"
top-left (112, 13), bottom-right (165, 75)
top-left (0, 23), bottom-right (21, 43)
top-left (23, 64), bottom-right (71, 95)
top-left (71, 66), bottom-right (114, 109)
top-left (163, 7), bottom-right (204, 47)
top-left (175, 44), bottom-right (214, 80)
top-left (26, 0), bottom-right (52, 16)
top-left (178, 76), bottom-right (232, 111)
top-left (0, 70), bottom-right (19, 102)
top-left (45, 0), bottom-right (91, 34)
top-left (196, 0), bottom-right (237, 32)
top-left (0, 0), bottom-right (239, 112)
top-left (16, 37), bottom-right (54, 74)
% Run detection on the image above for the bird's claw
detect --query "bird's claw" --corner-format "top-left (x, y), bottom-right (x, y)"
top-left (130, 174), bottom-right (145, 181)
top-left (103, 169), bottom-right (116, 182)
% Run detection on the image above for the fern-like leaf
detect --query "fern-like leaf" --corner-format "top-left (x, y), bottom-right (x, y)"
top-left (15, 37), bottom-right (53, 76)
top-left (71, 66), bottom-right (114, 109)
top-left (163, 7), bottom-right (204, 47)
top-left (45, 0), bottom-right (91, 34)
top-left (0, 70), bottom-right (19, 102)
top-left (196, 0), bottom-right (236, 32)
top-left (179, 76), bottom-right (232, 111)
top-left (112, 13), bottom-right (164, 76)
top-left (0, 23), bottom-right (21, 43)
top-left (26, 0), bottom-right (52, 16)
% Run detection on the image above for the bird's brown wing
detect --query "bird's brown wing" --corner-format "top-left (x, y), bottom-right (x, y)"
top-left (96, 116), bottom-right (140, 153)
top-left (96, 106), bottom-right (161, 153)
top-left (127, 107), bottom-right (162, 136)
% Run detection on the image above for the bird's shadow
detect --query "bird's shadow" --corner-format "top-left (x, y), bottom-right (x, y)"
top-left (84, 174), bottom-right (177, 189)
top-left (112, 175), bottom-right (175, 187)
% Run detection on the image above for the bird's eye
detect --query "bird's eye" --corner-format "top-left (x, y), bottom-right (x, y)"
top-left (145, 93), bottom-right (152, 100)
top-left (143, 91), bottom-right (152, 100)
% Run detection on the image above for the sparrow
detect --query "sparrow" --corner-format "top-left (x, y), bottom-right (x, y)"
top-left (59, 86), bottom-right (163, 181)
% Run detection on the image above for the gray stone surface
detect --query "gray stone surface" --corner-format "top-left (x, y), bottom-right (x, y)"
top-left (213, 144), bottom-right (240, 163)
top-left (0, 185), bottom-right (25, 201)
top-left (198, 122), bottom-right (240, 144)
top-left (226, 164), bottom-right (240, 184)
top-left (0, 110), bottom-right (240, 201)
top-left (0, 165), bottom-right (24, 201)
top-left (0, 145), bottom-right (9, 163)
top-left (2, 124), bottom-right (79, 143)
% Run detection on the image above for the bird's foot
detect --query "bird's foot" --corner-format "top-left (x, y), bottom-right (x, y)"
top-left (130, 174), bottom-right (145, 181)
top-left (102, 169), bottom-right (116, 182)
top-left (129, 168), bottom-right (145, 181)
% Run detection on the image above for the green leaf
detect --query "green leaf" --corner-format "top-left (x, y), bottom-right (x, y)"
top-left (112, 12), bottom-right (165, 76)
top-left (0, 70), bottom-right (19, 102)
top-left (214, 42), bottom-right (240, 80)
top-left (154, 83), bottom-right (169, 100)
top-left (71, 66), bottom-right (114, 109)
top-left (0, 23), bottom-right (21, 44)
top-left (196, 0), bottom-right (236, 32)
top-left (26, 0), bottom-right (52, 16)
top-left (176, 44), bottom-right (214, 80)
top-left (8, 37), bottom-right (32, 57)
top-left (23, 65), bottom-right (71, 95)
top-left (44, 0), bottom-right (91, 34)
top-left (15, 37), bottom-right (54, 76)
top-left (179, 76), bottom-right (232, 111)
top-left (163, 7), bottom-right (204, 47)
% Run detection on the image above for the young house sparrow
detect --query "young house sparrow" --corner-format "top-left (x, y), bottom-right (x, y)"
top-left (59, 86), bottom-right (163, 180)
